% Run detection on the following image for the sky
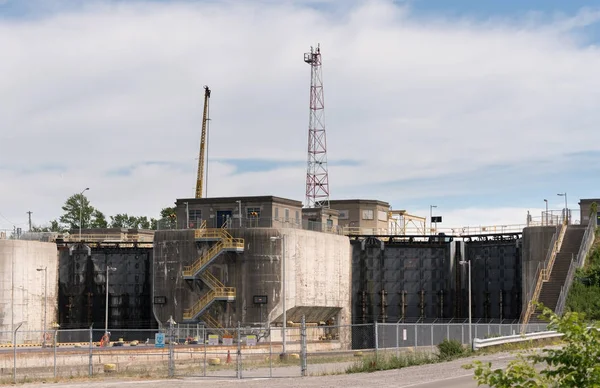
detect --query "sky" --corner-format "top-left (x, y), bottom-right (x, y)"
top-left (1, 0), bottom-right (600, 231)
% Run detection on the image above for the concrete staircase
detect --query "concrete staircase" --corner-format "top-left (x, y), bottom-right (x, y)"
top-left (531, 226), bottom-right (586, 322)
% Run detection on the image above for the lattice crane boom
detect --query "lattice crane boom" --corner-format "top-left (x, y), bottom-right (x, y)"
top-left (195, 86), bottom-right (211, 199)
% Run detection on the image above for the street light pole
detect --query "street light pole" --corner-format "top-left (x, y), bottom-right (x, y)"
top-left (459, 260), bottom-right (472, 347)
top-left (543, 199), bottom-right (548, 225)
top-left (557, 193), bottom-right (568, 224)
top-left (79, 187), bottom-right (89, 241)
top-left (184, 202), bottom-right (189, 229)
top-left (105, 265), bottom-right (117, 335)
top-left (236, 200), bottom-right (242, 228)
top-left (36, 267), bottom-right (47, 347)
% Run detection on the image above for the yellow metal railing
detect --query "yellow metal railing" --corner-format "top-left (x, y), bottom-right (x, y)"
top-left (183, 288), bottom-right (236, 320)
top-left (182, 238), bottom-right (244, 277)
top-left (203, 313), bottom-right (231, 336)
top-left (200, 271), bottom-right (225, 290)
top-left (63, 233), bottom-right (154, 242)
top-left (194, 228), bottom-right (233, 240)
top-left (521, 221), bottom-right (568, 330)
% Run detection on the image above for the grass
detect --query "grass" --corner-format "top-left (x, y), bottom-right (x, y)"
top-left (345, 352), bottom-right (437, 374)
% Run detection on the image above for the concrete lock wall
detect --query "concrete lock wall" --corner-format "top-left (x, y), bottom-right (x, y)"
top-left (153, 228), bottom-right (351, 345)
top-left (0, 240), bottom-right (58, 343)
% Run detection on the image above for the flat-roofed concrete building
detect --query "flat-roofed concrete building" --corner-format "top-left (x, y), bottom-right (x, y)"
top-left (328, 199), bottom-right (390, 234)
top-left (579, 198), bottom-right (600, 226)
top-left (175, 196), bottom-right (304, 229)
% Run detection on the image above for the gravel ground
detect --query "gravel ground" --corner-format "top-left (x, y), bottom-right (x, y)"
top-left (15, 350), bottom-right (524, 388)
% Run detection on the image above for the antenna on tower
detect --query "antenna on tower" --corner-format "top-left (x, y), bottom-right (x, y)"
top-left (304, 44), bottom-right (330, 209)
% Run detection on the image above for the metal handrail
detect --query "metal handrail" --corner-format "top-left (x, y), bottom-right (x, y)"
top-left (521, 221), bottom-right (567, 330)
top-left (62, 233), bottom-right (154, 242)
top-left (183, 288), bottom-right (236, 320)
top-left (182, 238), bottom-right (244, 277)
top-left (555, 216), bottom-right (597, 316)
top-left (194, 228), bottom-right (232, 240)
top-left (200, 271), bottom-right (225, 290)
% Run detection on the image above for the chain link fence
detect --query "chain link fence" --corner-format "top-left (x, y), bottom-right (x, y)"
top-left (0, 320), bottom-right (548, 383)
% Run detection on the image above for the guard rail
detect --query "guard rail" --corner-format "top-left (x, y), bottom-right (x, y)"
top-left (473, 330), bottom-right (562, 351)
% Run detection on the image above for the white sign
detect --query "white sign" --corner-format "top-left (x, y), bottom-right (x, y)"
top-left (245, 335), bottom-right (257, 346)
top-left (208, 334), bottom-right (219, 346)
top-left (403, 329), bottom-right (407, 341)
top-left (223, 336), bottom-right (233, 346)
top-left (155, 333), bottom-right (165, 348)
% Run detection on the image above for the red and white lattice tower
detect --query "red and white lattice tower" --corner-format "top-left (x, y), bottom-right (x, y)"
top-left (304, 44), bottom-right (330, 208)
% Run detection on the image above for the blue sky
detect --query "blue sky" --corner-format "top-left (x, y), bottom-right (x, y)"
top-left (1, 0), bottom-right (600, 229)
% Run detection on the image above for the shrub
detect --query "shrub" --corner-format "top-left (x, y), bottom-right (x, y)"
top-left (437, 339), bottom-right (465, 360)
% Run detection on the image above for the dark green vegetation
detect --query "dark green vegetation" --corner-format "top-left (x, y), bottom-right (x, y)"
top-left (26, 194), bottom-right (176, 233)
top-left (566, 226), bottom-right (600, 319)
top-left (468, 307), bottom-right (600, 387)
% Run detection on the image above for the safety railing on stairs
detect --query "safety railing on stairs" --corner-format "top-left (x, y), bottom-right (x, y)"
top-left (194, 227), bottom-right (233, 240)
top-left (555, 216), bottom-right (598, 316)
top-left (182, 238), bottom-right (245, 278)
top-left (200, 270), bottom-right (226, 290)
top-left (183, 288), bottom-right (236, 321)
top-left (521, 221), bottom-right (568, 331)
top-left (203, 313), bottom-right (231, 336)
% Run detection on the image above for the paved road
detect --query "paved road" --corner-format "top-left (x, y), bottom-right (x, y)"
top-left (16, 351), bottom-right (520, 388)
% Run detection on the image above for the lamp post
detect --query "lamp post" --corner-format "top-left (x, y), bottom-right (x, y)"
top-left (236, 200), bottom-right (242, 228)
top-left (36, 267), bottom-right (47, 347)
top-left (459, 259), bottom-right (472, 347)
top-left (79, 187), bottom-right (89, 241)
top-left (270, 235), bottom-right (286, 356)
top-left (105, 265), bottom-right (117, 335)
top-left (429, 205), bottom-right (437, 235)
top-left (543, 199), bottom-right (548, 225)
top-left (557, 193), bottom-right (568, 224)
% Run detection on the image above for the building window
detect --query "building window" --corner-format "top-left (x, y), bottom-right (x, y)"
top-left (338, 210), bottom-right (349, 220)
top-left (362, 209), bottom-right (374, 220)
top-left (275, 207), bottom-right (279, 220)
top-left (247, 207), bottom-right (261, 219)
top-left (189, 210), bottom-right (202, 228)
top-left (284, 208), bottom-right (290, 222)
top-left (295, 211), bottom-right (300, 224)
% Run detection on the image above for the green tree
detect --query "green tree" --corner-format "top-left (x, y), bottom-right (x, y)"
top-left (31, 219), bottom-right (64, 233)
top-left (157, 207), bottom-right (177, 229)
top-left (59, 194), bottom-right (106, 230)
top-left (469, 305), bottom-right (600, 387)
top-left (110, 214), bottom-right (155, 229)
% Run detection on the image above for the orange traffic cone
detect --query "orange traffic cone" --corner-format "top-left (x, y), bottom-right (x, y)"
top-left (226, 350), bottom-right (232, 364)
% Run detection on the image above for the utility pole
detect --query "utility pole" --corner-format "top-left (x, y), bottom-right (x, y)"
top-left (304, 44), bottom-right (330, 209)
top-left (27, 211), bottom-right (32, 232)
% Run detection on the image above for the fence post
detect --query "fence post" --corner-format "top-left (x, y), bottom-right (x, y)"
top-left (13, 322), bottom-right (23, 384)
top-left (53, 329), bottom-right (58, 378)
top-left (446, 324), bottom-right (449, 341)
top-left (374, 322), bottom-right (379, 359)
top-left (414, 324), bottom-right (417, 352)
top-left (168, 317), bottom-right (175, 378)
top-left (396, 323), bottom-right (399, 358)
top-left (236, 321), bottom-right (242, 380)
top-left (300, 315), bottom-right (307, 377)
top-left (269, 328), bottom-right (273, 378)
top-left (89, 325), bottom-right (94, 376)
top-left (430, 324), bottom-right (434, 351)
top-left (462, 324), bottom-right (464, 344)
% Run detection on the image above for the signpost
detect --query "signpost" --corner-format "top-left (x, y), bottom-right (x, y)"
top-left (246, 335), bottom-right (257, 346)
top-left (208, 334), bottom-right (219, 346)
top-left (155, 332), bottom-right (165, 348)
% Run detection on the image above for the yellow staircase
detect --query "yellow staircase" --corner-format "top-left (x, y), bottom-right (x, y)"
top-left (203, 313), bottom-right (231, 336)
top-left (182, 230), bottom-right (244, 279)
top-left (521, 221), bottom-right (568, 331)
top-left (182, 226), bottom-right (244, 323)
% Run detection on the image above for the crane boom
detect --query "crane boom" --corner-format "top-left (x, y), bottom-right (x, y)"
top-left (195, 86), bottom-right (211, 198)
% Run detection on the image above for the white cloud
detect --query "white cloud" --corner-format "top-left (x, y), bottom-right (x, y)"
top-left (1, 0), bottom-right (599, 229)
